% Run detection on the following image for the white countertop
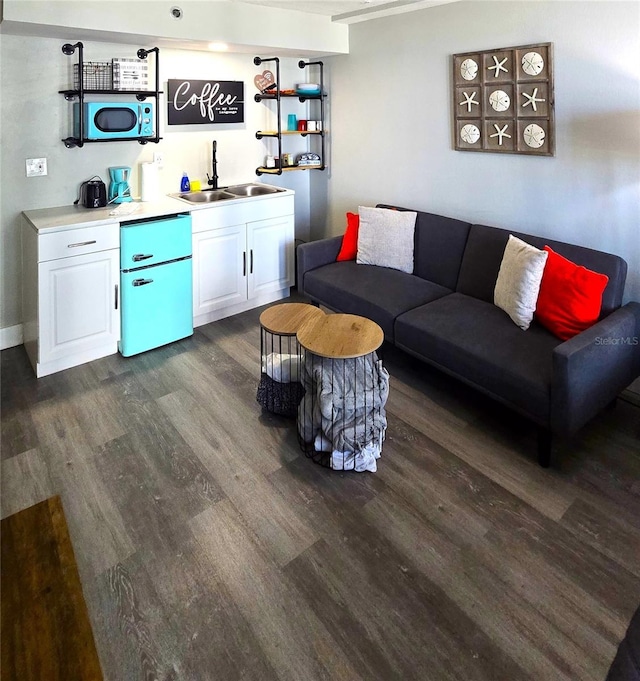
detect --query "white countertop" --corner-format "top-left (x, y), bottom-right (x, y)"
top-left (23, 185), bottom-right (294, 234)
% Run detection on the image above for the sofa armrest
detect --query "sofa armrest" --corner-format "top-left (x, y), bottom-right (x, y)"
top-left (296, 236), bottom-right (343, 294)
top-left (551, 302), bottom-right (640, 435)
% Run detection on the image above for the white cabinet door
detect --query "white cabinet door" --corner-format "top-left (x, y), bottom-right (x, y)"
top-left (38, 249), bottom-right (120, 365)
top-left (192, 224), bottom-right (247, 316)
top-left (247, 215), bottom-right (294, 300)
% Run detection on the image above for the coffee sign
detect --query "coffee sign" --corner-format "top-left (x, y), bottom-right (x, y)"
top-left (168, 79), bottom-right (244, 125)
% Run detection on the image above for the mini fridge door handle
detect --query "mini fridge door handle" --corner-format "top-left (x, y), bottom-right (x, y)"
top-left (132, 253), bottom-right (153, 262)
top-left (133, 278), bottom-right (154, 287)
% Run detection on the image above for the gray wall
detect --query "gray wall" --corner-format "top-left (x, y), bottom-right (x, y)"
top-left (316, 1), bottom-right (640, 303)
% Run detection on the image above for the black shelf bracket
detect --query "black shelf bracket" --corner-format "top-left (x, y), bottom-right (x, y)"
top-left (60, 43), bottom-right (161, 148)
top-left (254, 56), bottom-right (327, 175)
top-left (253, 57), bottom-right (282, 174)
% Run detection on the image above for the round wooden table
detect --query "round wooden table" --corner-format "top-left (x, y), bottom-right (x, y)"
top-left (257, 303), bottom-right (325, 416)
top-left (296, 313), bottom-right (386, 469)
top-left (296, 313), bottom-right (384, 359)
top-left (259, 302), bottom-right (325, 337)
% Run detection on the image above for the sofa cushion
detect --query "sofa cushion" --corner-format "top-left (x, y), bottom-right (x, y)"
top-left (303, 261), bottom-right (452, 340)
top-left (377, 205), bottom-right (471, 290)
top-left (395, 292), bottom-right (562, 423)
top-left (457, 223), bottom-right (627, 317)
top-left (336, 212), bottom-right (359, 262)
top-left (494, 235), bottom-right (548, 330)
top-left (536, 246), bottom-right (610, 340)
top-left (357, 206), bottom-right (416, 273)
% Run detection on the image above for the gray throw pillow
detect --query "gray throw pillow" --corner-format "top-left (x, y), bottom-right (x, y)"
top-left (356, 206), bottom-right (416, 274)
top-left (494, 234), bottom-right (548, 330)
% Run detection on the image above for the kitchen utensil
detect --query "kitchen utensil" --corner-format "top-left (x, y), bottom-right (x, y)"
top-left (79, 177), bottom-right (107, 209)
top-left (108, 166), bottom-right (132, 203)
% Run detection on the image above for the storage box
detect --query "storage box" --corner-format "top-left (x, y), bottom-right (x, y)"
top-left (73, 62), bottom-right (112, 90)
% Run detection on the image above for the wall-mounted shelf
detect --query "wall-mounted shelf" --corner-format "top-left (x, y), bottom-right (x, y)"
top-left (58, 42), bottom-right (162, 148)
top-left (253, 57), bottom-right (326, 176)
top-left (254, 93), bottom-right (326, 103)
top-left (60, 89), bottom-right (162, 99)
top-left (256, 130), bottom-right (325, 138)
top-left (256, 165), bottom-right (323, 174)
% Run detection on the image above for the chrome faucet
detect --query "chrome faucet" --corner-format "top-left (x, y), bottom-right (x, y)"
top-left (207, 140), bottom-right (219, 190)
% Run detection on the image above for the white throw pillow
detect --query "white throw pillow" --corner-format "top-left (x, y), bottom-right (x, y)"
top-left (356, 206), bottom-right (416, 274)
top-left (494, 235), bottom-right (548, 330)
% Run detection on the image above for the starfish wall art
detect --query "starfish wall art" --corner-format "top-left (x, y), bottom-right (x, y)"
top-left (452, 43), bottom-right (554, 155)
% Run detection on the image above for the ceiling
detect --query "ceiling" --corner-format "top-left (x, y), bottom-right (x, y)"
top-left (230, 0), bottom-right (458, 23)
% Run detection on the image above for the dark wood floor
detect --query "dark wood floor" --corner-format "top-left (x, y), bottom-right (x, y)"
top-left (2, 296), bottom-right (640, 681)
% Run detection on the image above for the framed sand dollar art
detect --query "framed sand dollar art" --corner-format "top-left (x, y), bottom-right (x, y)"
top-left (453, 42), bottom-right (554, 155)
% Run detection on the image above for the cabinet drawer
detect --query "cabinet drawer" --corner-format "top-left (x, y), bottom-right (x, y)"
top-left (39, 224), bottom-right (119, 263)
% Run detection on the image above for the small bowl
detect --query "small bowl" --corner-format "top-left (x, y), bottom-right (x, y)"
top-left (296, 83), bottom-right (319, 91)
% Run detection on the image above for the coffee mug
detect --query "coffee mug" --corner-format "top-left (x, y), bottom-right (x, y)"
top-left (297, 120), bottom-right (307, 131)
top-left (307, 121), bottom-right (317, 132)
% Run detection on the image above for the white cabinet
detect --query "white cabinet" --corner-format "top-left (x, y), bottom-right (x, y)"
top-left (22, 221), bottom-right (120, 377)
top-left (193, 223), bottom-right (247, 315)
top-left (247, 215), bottom-right (294, 299)
top-left (191, 194), bottom-right (295, 327)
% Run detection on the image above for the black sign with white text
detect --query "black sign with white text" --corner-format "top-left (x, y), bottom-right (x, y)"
top-left (167, 79), bottom-right (244, 125)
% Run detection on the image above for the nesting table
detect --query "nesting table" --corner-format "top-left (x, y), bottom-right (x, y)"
top-left (257, 302), bottom-right (325, 416)
top-left (257, 302), bottom-right (387, 471)
top-left (296, 313), bottom-right (386, 469)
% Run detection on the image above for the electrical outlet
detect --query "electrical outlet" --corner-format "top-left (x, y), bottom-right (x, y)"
top-left (153, 152), bottom-right (164, 169)
top-left (26, 158), bottom-right (47, 177)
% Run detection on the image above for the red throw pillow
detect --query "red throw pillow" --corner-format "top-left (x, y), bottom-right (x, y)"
top-left (336, 212), bottom-right (359, 261)
top-left (536, 246), bottom-right (609, 340)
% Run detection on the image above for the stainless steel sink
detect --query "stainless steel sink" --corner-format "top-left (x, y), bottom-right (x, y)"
top-left (226, 184), bottom-right (284, 197)
top-left (171, 190), bottom-right (235, 203)
top-left (170, 184), bottom-right (284, 205)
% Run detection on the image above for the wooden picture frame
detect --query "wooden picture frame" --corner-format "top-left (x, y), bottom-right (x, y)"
top-left (452, 43), bottom-right (554, 156)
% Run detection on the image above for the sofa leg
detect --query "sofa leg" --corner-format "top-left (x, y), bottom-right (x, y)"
top-left (537, 429), bottom-right (552, 468)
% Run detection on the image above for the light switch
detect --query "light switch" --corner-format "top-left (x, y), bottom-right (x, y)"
top-left (26, 158), bottom-right (47, 177)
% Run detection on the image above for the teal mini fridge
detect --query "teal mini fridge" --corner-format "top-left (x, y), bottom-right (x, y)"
top-left (119, 213), bottom-right (193, 357)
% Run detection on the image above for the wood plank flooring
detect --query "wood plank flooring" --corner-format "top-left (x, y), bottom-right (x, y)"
top-left (2, 294), bottom-right (640, 681)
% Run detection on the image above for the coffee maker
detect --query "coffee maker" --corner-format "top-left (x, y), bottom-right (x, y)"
top-left (108, 166), bottom-right (132, 203)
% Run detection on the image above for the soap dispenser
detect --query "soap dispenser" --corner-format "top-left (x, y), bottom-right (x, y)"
top-left (180, 172), bottom-right (190, 192)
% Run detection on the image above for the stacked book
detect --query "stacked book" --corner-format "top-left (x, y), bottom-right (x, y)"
top-left (112, 58), bottom-right (148, 90)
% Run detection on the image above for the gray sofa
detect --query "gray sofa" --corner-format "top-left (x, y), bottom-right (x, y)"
top-left (297, 205), bottom-right (640, 466)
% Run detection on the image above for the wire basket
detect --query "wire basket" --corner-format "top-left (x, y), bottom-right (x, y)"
top-left (73, 62), bottom-right (112, 90)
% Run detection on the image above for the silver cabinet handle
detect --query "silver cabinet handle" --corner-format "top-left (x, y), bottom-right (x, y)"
top-left (115, 284), bottom-right (118, 310)
top-left (68, 240), bottom-right (97, 248)
top-left (132, 278), bottom-right (153, 287)
top-left (132, 253), bottom-right (153, 262)
top-left (243, 251), bottom-right (246, 276)
top-left (250, 249), bottom-right (254, 274)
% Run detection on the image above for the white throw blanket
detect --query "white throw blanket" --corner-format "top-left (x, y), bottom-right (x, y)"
top-left (262, 352), bottom-right (301, 383)
top-left (298, 352), bottom-right (389, 471)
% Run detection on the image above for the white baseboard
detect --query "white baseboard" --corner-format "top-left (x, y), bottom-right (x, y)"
top-left (1, 324), bottom-right (23, 350)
